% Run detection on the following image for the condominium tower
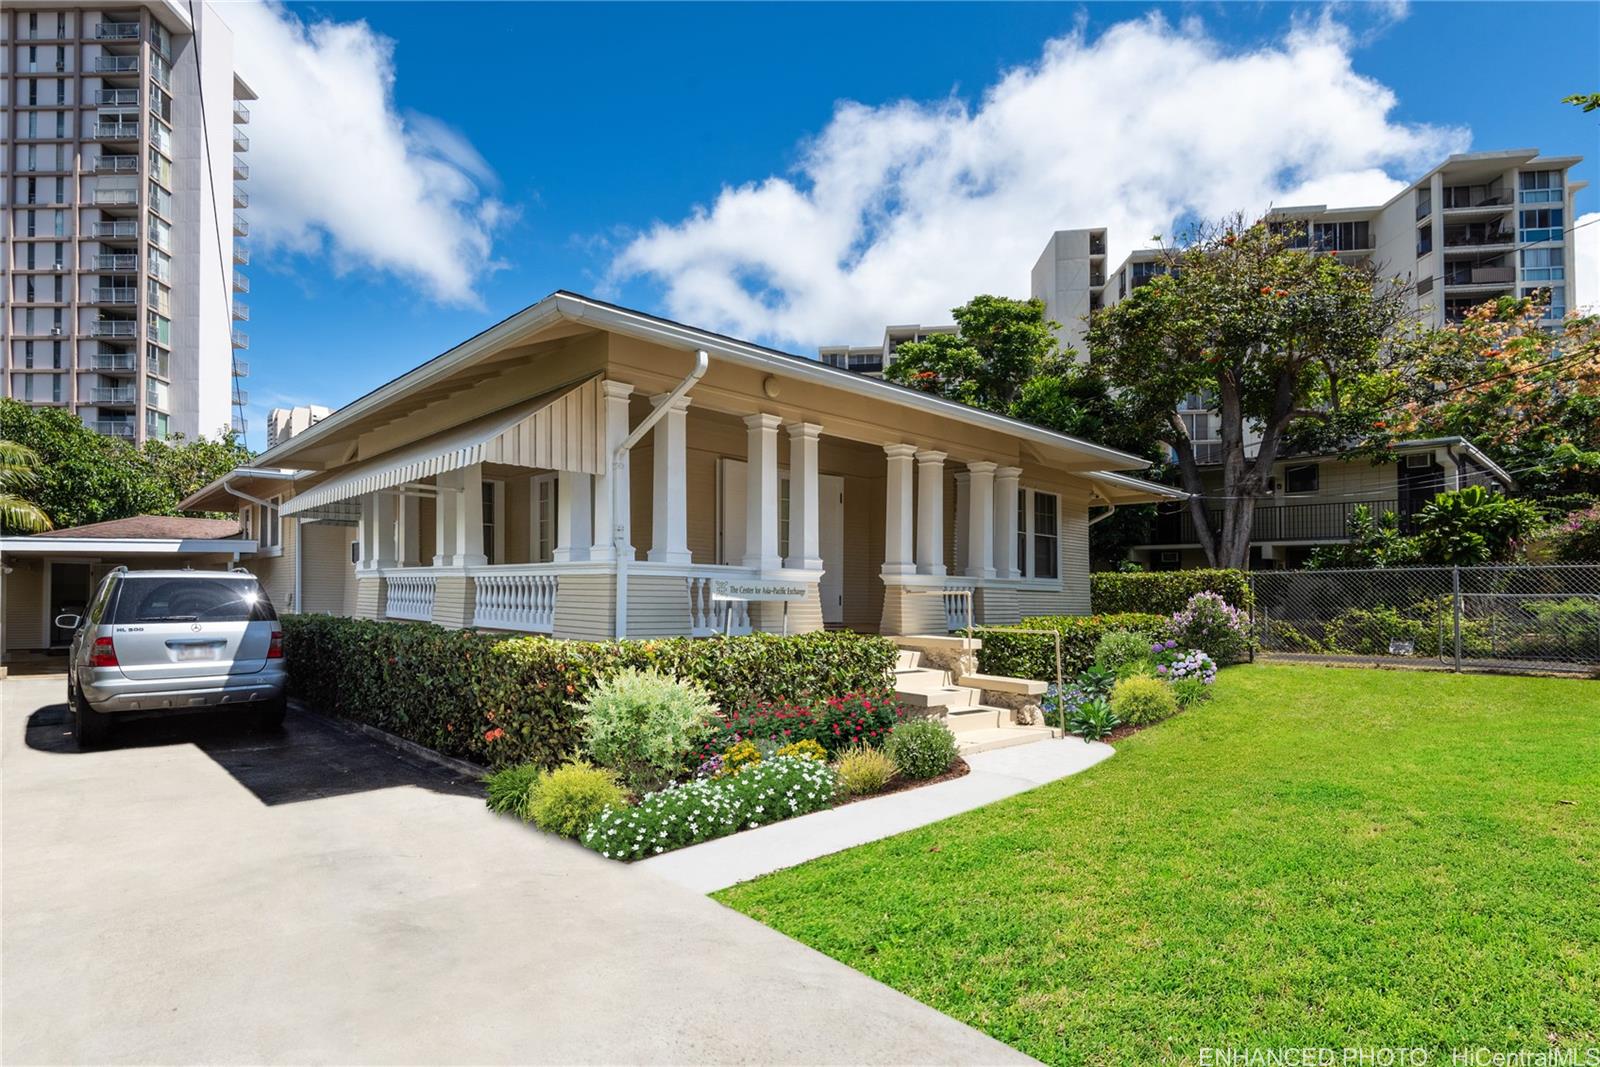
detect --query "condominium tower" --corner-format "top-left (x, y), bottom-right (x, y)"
top-left (1, 0), bottom-right (254, 443)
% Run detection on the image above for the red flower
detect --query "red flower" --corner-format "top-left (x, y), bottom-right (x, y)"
top-left (483, 727), bottom-right (505, 743)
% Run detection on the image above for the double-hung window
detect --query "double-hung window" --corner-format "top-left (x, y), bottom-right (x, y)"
top-left (529, 474), bottom-right (558, 563)
top-left (262, 495), bottom-right (281, 550)
top-left (1014, 488), bottom-right (1060, 580)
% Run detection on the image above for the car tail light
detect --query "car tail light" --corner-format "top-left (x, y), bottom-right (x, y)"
top-left (267, 628), bottom-right (283, 659)
top-left (89, 636), bottom-right (118, 668)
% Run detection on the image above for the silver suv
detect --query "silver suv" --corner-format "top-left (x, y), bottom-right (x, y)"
top-left (58, 568), bottom-right (287, 750)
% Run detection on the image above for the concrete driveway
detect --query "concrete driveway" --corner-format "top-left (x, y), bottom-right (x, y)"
top-left (1, 673), bottom-right (1029, 1066)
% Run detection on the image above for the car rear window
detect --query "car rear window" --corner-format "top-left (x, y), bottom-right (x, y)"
top-left (109, 577), bottom-right (278, 624)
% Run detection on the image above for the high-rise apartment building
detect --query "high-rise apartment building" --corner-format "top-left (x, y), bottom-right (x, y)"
top-left (1, 1), bottom-right (254, 444)
top-left (1033, 149), bottom-right (1585, 360)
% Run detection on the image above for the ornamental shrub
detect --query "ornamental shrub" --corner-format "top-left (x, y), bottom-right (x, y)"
top-left (884, 719), bottom-right (959, 780)
top-left (718, 739), bottom-right (763, 778)
top-left (484, 763), bottom-right (542, 820)
top-left (1110, 675), bottom-right (1178, 727)
top-left (775, 738), bottom-right (827, 763)
top-left (1092, 569), bottom-right (1253, 616)
top-left (528, 762), bottom-right (627, 838)
top-left (280, 615), bottom-right (897, 770)
top-left (706, 691), bottom-right (907, 758)
top-left (582, 755), bottom-right (839, 861)
top-left (1169, 592), bottom-right (1252, 664)
top-left (1152, 647), bottom-right (1217, 685)
top-left (979, 613), bottom-right (1169, 680)
top-left (833, 745), bottom-right (897, 796)
top-left (1067, 697), bottom-right (1121, 741)
top-left (579, 668), bottom-right (718, 794)
top-left (1545, 503), bottom-right (1600, 562)
top-left (1093, 630), bottom-right (1155, 674)
top-left (1170, 677), bottom-right (1212, 709)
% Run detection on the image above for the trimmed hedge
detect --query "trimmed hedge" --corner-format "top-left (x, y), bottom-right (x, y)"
top-left (1091, 569), bottom-right (1253, 615)
top-left (281, 614), bottom-right (898, 769)
top-left (978, 613), bottom-right (1169, 681)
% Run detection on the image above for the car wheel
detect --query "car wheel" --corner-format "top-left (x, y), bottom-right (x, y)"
top-left (73, 696), bottom-right (111, 751)
top-left (257, 697), bottom-right (287, 731)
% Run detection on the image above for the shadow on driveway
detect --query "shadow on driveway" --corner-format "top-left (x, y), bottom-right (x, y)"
top-left (24, 699), bottom-right (480, 807)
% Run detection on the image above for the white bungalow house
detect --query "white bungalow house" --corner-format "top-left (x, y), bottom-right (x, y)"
top-left (178, 292), bottom-right (1185, 642)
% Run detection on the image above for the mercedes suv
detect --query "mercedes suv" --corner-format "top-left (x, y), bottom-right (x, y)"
top-left (58, 568), bottom-right (287, 750)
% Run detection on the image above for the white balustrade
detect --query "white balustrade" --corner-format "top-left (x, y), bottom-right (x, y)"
top-left (473, 571), bottom-right (558, 634)
top-left (688, 575), bottom-right (752, 637)
top-left (385, 573), bottom-right (437, 622)
top-left (944, 588), bottom-right (973, 632)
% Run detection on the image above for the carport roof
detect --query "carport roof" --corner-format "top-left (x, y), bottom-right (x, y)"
top-left (0, 515), bottom-right (254, 556)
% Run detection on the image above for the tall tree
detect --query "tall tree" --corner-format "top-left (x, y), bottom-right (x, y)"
top-left (0, 439), bottom-right (52, 533)
top-left (884, 295), bottom-right (1070, 409)
top-left (1087, 218), bottom-right (1418, 569)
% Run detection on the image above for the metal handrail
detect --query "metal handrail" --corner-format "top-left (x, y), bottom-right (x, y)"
top-left (972, 625), bottom-right (1066, 738)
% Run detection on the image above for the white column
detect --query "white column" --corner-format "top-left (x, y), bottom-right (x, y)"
top-left (648, 392), bottom-right (692, 564)
top-left (591, 380), bottom-right (634, 561)
top-left (915, 450), bottom-right (947, 576)
top-left (965, 461), bottom-right (996, 580)
top-left (742, 413), bottom-right (783, 572)
top-left (357, 494), bottom-right (377, 570)
top-left (396, 492), bottom-right (422, 566)
top-left (952, 471), bottom-right (970, 574)
top-left (785, 422), bottom-right (823, 571)
top-left (451, 463), bottom-right (487, 567)
top-left (372, 490), bottom-right (398, 569)
top-left (554, 471), bottom-right (591, 563)
top-left (432, 473), bottom-right (458, 567)
top-left (994, 466), bottom-right (1021, 580)
top-left (881, 444), bottom-right (917, 577)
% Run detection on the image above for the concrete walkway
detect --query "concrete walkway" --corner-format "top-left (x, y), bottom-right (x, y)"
top-left (1, 674), bottom-right (1031, 1065)
top-left (639, 737), bottom-right (1115, 893)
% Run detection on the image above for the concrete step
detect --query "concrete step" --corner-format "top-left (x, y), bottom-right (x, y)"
top-left (895, 634), bottom-right (983, 654)
top-left (954, 725), bottom-right (1057, 755)
top-left (896, 685), bottom-right (980, 709)
top-left (895, 649), bottom-right (923, 671)
top-left (957, 673), bottom-right (1048, 697)
top-left (944, 704), bottom-right (1004, 732)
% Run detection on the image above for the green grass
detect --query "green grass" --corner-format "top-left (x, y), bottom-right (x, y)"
top-left (717, 665), bottom-right (1600, 1065)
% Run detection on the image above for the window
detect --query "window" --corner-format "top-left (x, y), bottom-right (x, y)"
top-left (1519, 170), bottom-right (1563, 204)
top-left (263, 496), bottom-right (281, 550)
top-left (1521, 247), bottom-right (1565, 282)
top-left (1523, 285), bottom-right (1566, 320)
top-left (530, 474), bottom-right (558, 563)
top-left (481, 480), bottom-right (504, 564)
top-left (238, 504), bottom-right (255, 541)
top-left (1284, 463), bottom-right (1320, 494)
top-left (110, 577), bottom-right (276, 624)
top-left (1519, 207), bottom-right (1565, 244)
top-left (1015, 489), bottom-right (1060, 581)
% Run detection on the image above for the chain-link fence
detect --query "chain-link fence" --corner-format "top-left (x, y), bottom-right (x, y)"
top-left (1249, 564), bottom-right (1600, 674)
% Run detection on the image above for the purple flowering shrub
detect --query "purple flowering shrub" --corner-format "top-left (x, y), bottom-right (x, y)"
top-left (1169, 591), bottom-right (1252, 664)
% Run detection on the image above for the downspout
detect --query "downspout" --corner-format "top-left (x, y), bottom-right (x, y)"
top-left (611, 349), bottom-right (710, 639)
top-left (1087, 486), bottom-right (1118, 526)
top-left (222, 475), bottom-right (289, 608)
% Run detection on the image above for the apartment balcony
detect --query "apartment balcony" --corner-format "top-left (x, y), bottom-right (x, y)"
top-left (233, 271), bottom-right (249, 293)
top-left (231, 329), bottom-right (249, 349)
top-left (231, 414), bottom-right (248, 435)
top-left (233, 245), bottom-right (250, 265)
top-left (1089, 234), bottom-right (1107, 256)
top-left (93, 188), bottom-right (140, 207)
top-left (232, 130), bottom-right (249, 152)
top-left (91, 320), bottom-right (137, 338)
top-left (91, 386), bottom-right (138, 405)
top-left (233, 360), bottom-right (249, 377)
top-left (94, 421), bottom-right (137, 438)
top-left (233, 387), bottom-right (249, 406)
top-left (95, 22), bottom-right (141, 40)
top-left (93, 352), bottom-right (138, 373)
top-left (95, 252), bottom-right (139, 271)
top-left (233, 186), bottom-right (249, 208)
top-left (94, 55), bottom-right (140, 74)
top-left (1148, 498), bottom-right (1401, 546)
top-left (91, 287), bottom-right (138, 305)
top-left (1443, 266), bottom-right (1515, 287)
top-left (95, 88), bottom-right (139, 106)
top-left (92, 122), bottom-right (140, 141)
top-left (233, 157), bottom-right (249, 180)
top-left (92, 220), bottom-right (138, 239)
top-left (1089, 270), bottom-right (1106, 288)
top-left (1442, 227), bottom-right (1513, 251)
top-left (232, 301), bottom-right (249, 322)
top-left (233, 214), bottom-right (249, 236)
top-left (94, 154), bottom-right (139, 174)
top-left (233, 101), bottom-right (250, 124)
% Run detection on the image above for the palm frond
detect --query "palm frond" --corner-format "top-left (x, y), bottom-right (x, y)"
top-left (0, 493), bottom-right (53, 533)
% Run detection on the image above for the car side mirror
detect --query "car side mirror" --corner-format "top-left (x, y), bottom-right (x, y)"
top-left (54, 613), bottom-right (81, 631)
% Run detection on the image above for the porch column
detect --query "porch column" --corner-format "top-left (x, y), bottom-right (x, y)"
top-left (915, 450), bottom-right (947, 576)
top-left (994, 466), bottom-right (1021, 579)
top-left (965, 461), bottom-right (996, 579)
top-left (952, 471), bottom-right (970, 574)
top-left (432, 472), bottom-right (458, 566)
top-left (742, 413), bottom-right (783, 572)
top-left (554, 471), bottom-right (592, 562)
top-left (396, 492), bottom-right (421, 567)
top-left (372, 490), bottom-right (398, 569)
top-left (647, 391), bottom-right (692, 565)
top-left (357, 494), bottom-right (377, 570)
top-left (452, 463), bottom-right (487, 568)
top-left (881, 444), bottom-right (917, 577)
top-left (591, 380), bottom-right (634, 562)
top-left (785, 422), bottom-right (823, 571)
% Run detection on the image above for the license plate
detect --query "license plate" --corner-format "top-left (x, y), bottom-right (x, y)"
top-left (174, 644), bottom-right (220, 661)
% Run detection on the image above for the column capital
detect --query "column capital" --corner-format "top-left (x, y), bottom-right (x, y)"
top-left (994, 465), bottom-right (1023, 480)
top-left (649, 391), bottom-right (692, 411)
top-left (743, 412), bottom-right (784, 431)
top-left (786, 421), bottom-right (823, 440)
top-left (915, 449), bottom-right (948, 466)
top-left (966, 460), bottom-right (999, 476)
top-left (600, 379), bottom-right (635, 400)
top-left (883, 443), bottom-right (920, 460)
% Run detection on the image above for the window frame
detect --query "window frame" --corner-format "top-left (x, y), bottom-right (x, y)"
top-left (1014, 487), bottom-right (1061, 583)
top-left (529, 473), bottom-right (558, 563)
top-left (1283, 463), bottom-right (1320, 496)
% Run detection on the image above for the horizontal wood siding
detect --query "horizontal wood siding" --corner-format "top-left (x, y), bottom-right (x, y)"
top-left (300, 523), bottom-right (356, 616)
top-left (625, 572), bottom-right (691, 637)
top-left (553, 573), bottom-right (616, 641)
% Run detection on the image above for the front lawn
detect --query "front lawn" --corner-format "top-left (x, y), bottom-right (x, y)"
top-left (717, 665), bottom-right (1600, 1064)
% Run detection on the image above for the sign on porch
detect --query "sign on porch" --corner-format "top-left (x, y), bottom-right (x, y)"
top-left (709, 579), bottom-right (808, 602)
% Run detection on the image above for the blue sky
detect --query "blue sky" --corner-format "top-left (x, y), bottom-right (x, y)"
top-left (233, 1), bottom-right (1600, 450)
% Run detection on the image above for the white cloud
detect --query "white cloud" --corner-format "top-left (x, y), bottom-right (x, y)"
top-left (223, 2), bottom-right (509, 305)
top-left (1576, 212), bottom-right (1600, 314)
top-left (610, 12), bottom-right (1468, 348)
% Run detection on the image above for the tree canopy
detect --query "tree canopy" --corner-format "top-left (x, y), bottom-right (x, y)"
top-left (0, 400), bottom-right (253, 531)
